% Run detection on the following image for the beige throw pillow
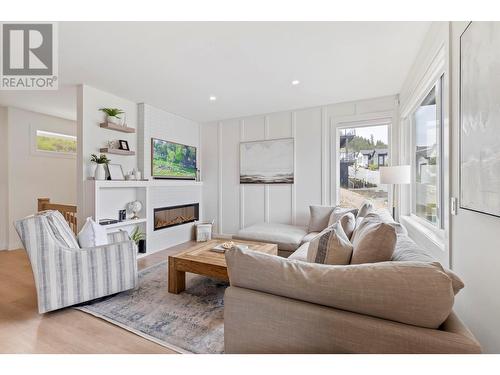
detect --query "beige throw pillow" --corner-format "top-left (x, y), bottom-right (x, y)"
top-left (307, 222), bottom-right (353, 265)
top-left (356, 200), bottom-right (374, 219)
top-left (308, 205), bottom-right (335, 232)
top-left (327, 207), bottom-right (358, 227)
top-left (339, 212), bottom-right (356, 239)
top-left (351, 213), bottom-right (397, 264)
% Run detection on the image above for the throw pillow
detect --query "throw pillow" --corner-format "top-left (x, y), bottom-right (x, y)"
top-left (308, 205), bottom-right (335, 232)
top-left (350, 213), bottom-right (397, 264)
top-left (356, 200), bottom-right (374, 219)
top-left (78, 217), bottom-right (109, 248)
top-left (339, 212), bottom-right (356, 239)
top-left (327, 206), bottom-right (358, 227)
top-left (307, 222), bottom-right (353, 265)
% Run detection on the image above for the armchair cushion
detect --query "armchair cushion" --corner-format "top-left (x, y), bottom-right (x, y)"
top-left (39, 210), bottom-right (80, 249)
top-left (226, 247), bottom-right (455, 329)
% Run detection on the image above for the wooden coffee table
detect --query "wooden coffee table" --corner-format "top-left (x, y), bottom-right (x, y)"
top-left (168, 239), bottom-right (278, 294)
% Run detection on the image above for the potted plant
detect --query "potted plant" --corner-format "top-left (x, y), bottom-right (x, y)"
top-left (99, 107), bottom-right (125, 126)
top-left (131, 226), bottom-right (146, 253)
top-left (90, 153), bottom-right (110, 180)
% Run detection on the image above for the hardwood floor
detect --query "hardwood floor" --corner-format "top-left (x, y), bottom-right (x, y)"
top-left (0, 241), bottom-right (198, 353)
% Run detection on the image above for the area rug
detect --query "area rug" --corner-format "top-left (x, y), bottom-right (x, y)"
top-left (75, 260), bottom-right (227, 354)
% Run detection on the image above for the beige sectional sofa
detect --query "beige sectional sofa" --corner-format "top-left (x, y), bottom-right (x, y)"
top-left (224, 208), bottom-right (481, 354)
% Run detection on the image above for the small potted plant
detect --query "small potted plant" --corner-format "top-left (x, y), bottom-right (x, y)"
top-left (90, 153), bottom-right (110, 180)
top-left (131, 226), bottom-right (146, 253)
top-left (99, 107), bottom-right (125, 126)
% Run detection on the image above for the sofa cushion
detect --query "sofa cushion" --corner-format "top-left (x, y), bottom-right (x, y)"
top-left (306, 223), bottom-right (353, 265)
top-left (308, 205), bottom-right (335, 232)
top-left (233, 223), bottom-right (308, 252)
top-left (392, 233), bottom-right (464, 295)
top-left (226, 247), bottom-right (455, 329)
top-left (39, 210), bottom-right (80, 249)
top-left (351, 213), bottom-right (397, 264)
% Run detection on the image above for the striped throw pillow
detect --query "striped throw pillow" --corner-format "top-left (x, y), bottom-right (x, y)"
top-left (306, 222), bottom-right (353, 265)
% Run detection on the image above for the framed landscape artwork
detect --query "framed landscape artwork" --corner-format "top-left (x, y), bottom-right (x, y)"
top-left (240, 138), bottom-right (294, 184)
top-left (460, 22), bottom-right (500, 217)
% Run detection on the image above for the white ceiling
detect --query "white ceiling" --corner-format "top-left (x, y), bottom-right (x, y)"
top-left (0, 22), bottom-right (430, 122)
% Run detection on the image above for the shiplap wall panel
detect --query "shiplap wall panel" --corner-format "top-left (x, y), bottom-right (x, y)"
top-left (220, 120), bottom-right (241, 234)
top-left (201, 96), bottom-right (397, 235)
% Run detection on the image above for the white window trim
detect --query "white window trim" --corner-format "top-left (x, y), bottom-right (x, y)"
top-left (399, 42), bottom-right (449, 258)
top-left (332, 115), bottom-right (393, 210)
top-left (31, 124), bottom-right (77, 159)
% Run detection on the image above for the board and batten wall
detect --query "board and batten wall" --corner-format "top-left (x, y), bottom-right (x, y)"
top-left (201, 95), bottom-right (398, 235)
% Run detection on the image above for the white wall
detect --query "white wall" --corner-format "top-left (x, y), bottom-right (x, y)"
top-left (400, 21), bottom-right (500, 353)
top-left (201, 96), bottom-right (397, 235)
top-left (3, 107), bottom-right (77, 250)
top-left (137, 103), bottom-right (200, 180)
top-left (449, 22), bottom-right (500, 354)
top-left (77, 85), bottom-right (138, 227)
top-left (0, 107), bottom-right (8, 250)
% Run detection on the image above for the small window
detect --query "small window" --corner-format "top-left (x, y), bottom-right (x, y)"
top-left (35, 130), bottom-right (77, 154)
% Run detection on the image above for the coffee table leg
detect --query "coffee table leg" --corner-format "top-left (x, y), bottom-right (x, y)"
top-left (168, 258), bottom-right (186, 294)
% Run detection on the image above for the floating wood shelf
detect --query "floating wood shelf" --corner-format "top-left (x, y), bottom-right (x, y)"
top-left (99, 148), bottom-right (136, 156)
top-left (99, 122), bottom-right (136, 133)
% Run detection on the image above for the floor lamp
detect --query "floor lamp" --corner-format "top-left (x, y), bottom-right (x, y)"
top-left (380, 165), bottom-right (411, 220)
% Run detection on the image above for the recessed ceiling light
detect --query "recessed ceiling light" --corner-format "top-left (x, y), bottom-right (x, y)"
top-left (209, 96), bottom-right (217, 101)
top-left (291, 80), bottom-right (300, 86)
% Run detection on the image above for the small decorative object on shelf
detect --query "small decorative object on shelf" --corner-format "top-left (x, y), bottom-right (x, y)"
top-left (107, 163), bottom-right (125, 180)
top-left (127, 200), bottom-right (143, 219)
top-left (118, 209), bottom-right (126, 222)
top-left (131, 226), bottom-right (146, 254)
top-left (196, 169), bottom-right (201, 182)
top-left (99, 108), bottom-right (125, 126)
top-left (118, 140), bottom-right (130, 151)
top-left (90, 153), bottom-right (111, 180)
top-left (195, 219), bottom-right (214, 242)
top-left (99, 218), bottom-right (119, 225)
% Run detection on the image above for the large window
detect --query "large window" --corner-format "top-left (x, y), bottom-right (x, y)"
top-left (338, 124), bottom-right (390, 209)
top-left (411, 78), bottom-right (443, 227)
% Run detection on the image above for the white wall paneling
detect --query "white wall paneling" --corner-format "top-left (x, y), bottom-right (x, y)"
top-left (202, 96), bottom-right (397, 235)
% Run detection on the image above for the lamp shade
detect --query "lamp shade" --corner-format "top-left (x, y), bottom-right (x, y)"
top-left (379, 165), bottom-right (411, 185)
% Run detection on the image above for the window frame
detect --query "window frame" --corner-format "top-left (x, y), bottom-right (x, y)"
top-left (409, 75), bottom-right (444, 231)
top-left (31, 124), bottom-right (77, 159)
top-left (335, 119), bottom-right (392, 210)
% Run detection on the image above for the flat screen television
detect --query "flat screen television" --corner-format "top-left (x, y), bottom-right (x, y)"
top-left (151, 138), bottom-right (197, 180)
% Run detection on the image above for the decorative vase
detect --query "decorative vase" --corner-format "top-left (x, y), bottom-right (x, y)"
top-left (95, 164), bottom-right (106, 180)
top-left (138, 239), bottom-right (146, 254)
top-left (88, 162), bottom-right (97, 178)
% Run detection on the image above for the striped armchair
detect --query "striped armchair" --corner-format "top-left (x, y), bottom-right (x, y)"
top-left (15, 211), bottom-right (138, 313)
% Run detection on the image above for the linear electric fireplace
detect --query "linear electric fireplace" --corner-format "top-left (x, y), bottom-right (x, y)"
top-left (154, 203), bottom-right (199, 231)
